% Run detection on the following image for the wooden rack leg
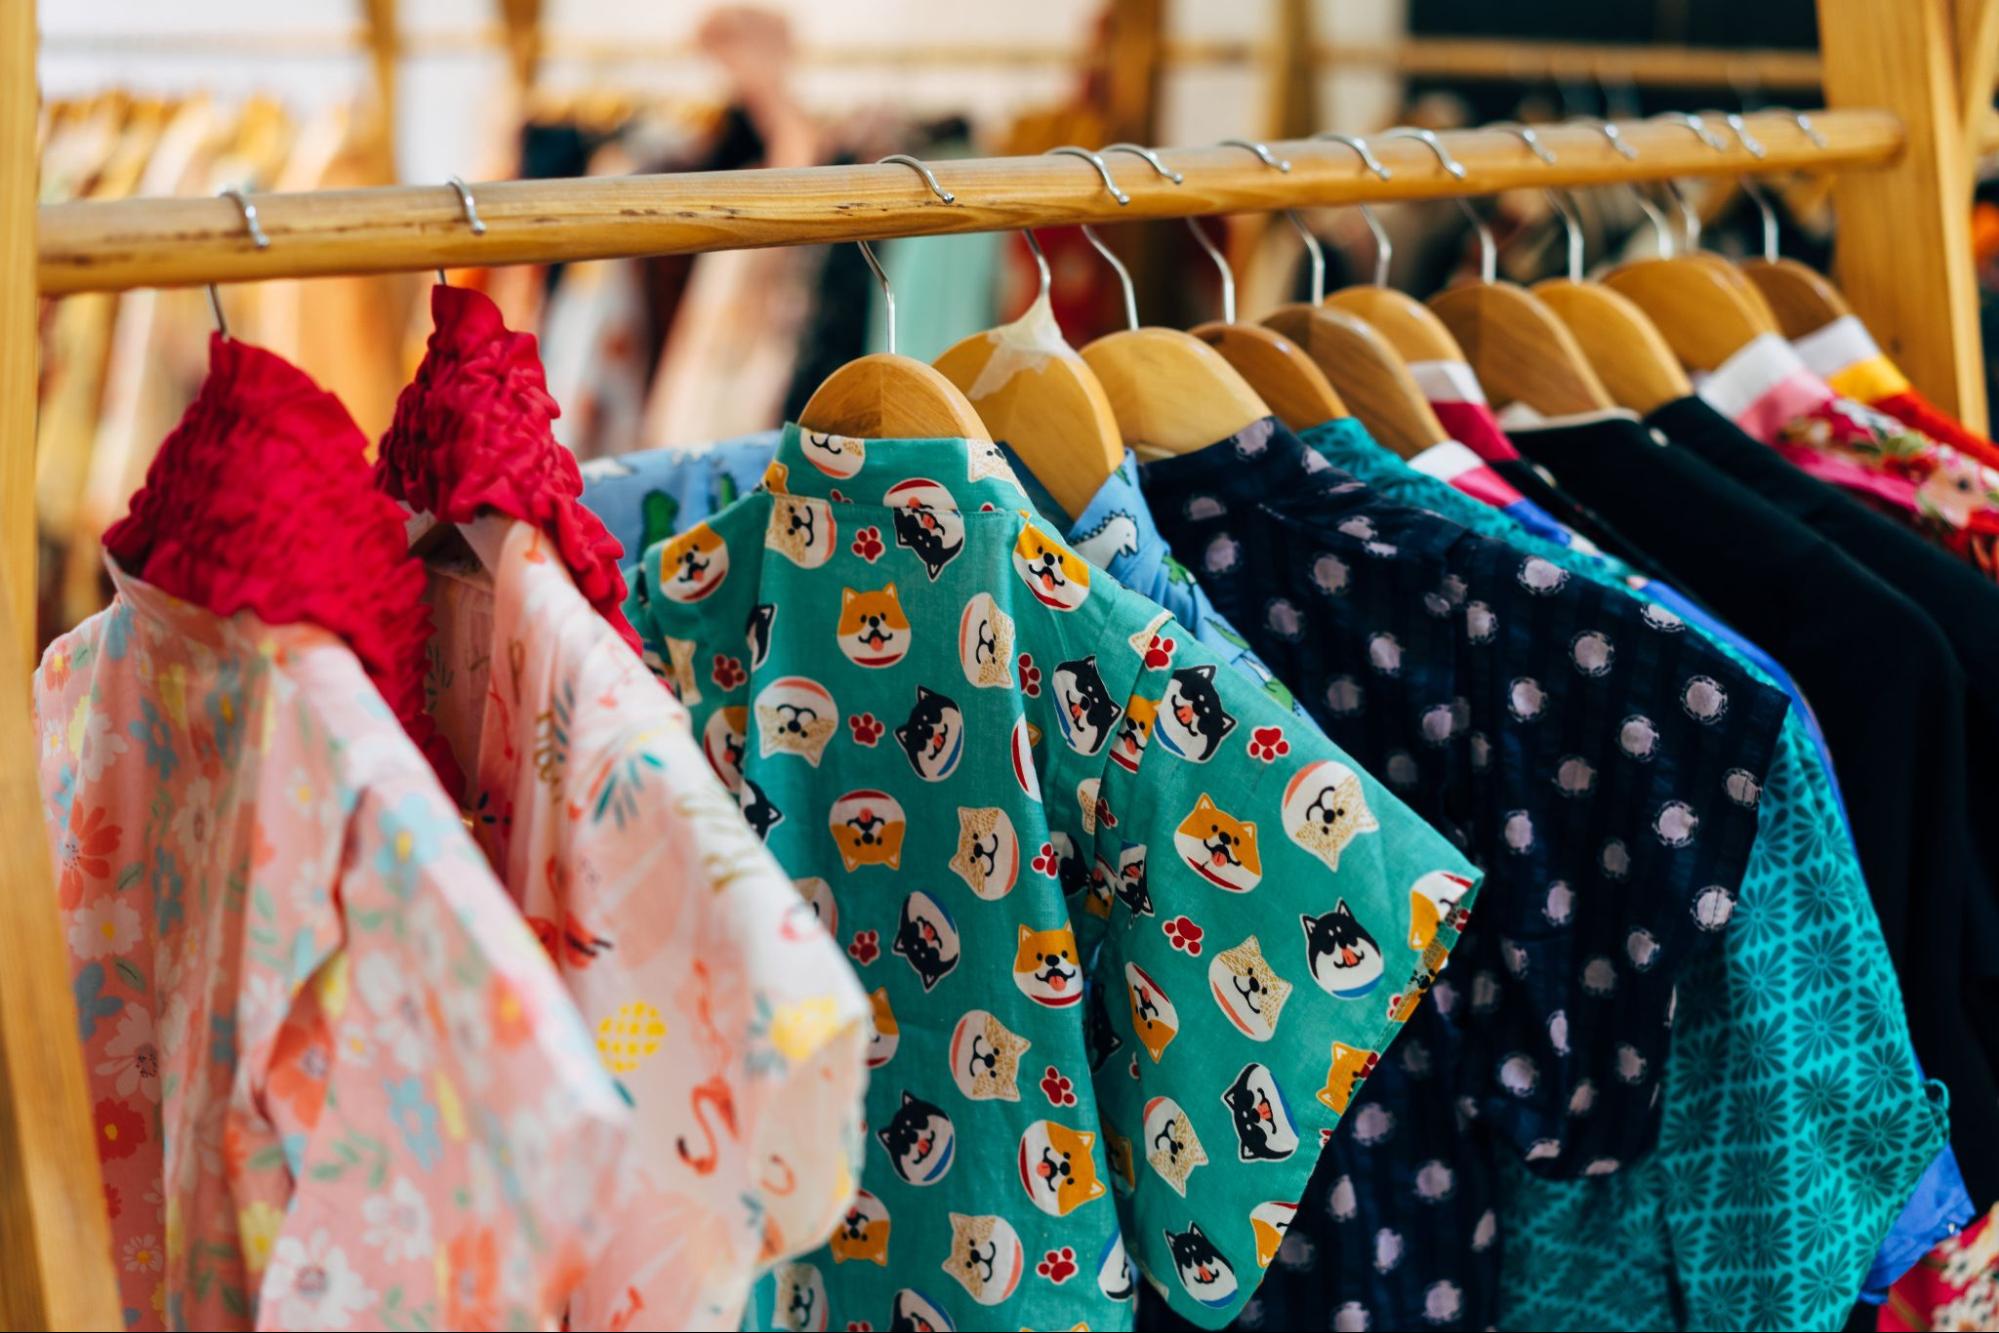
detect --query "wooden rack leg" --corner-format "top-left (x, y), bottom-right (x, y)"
top-left (0, 0), bottom-right (123, 1326)
top-left (1818, 0), bottom-right (1990, 432)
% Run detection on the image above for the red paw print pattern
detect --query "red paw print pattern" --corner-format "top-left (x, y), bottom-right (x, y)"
top-left (1247, 725), bottom-right (1291, 762)
top-left (1163, 916), bottom-right (1204, 955)
top-left (1031, 842), bottom-right (1059, 876)
top-left (850, 525), bottom-right (885, 562)
top-left (1036, 1246), bottom-right (1078, 1284)
top-left (1143, 632), bottom-right (1178, 670)
top-left (848, 929), bottom-right (880, 965)
top-left (848, 712), bottom-right (884, 746)
top-left (711, 654), bottom-right (746, 690)
top-left (1019, 654), bottom-right (1043, 697)
top-left (1040, 1065), bottom-right (1078, 1107)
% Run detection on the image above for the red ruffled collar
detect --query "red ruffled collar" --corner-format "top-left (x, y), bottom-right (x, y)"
top-left (378, 284), bottom-right (641, 655)
top-left (102, 335), bottom-right (456, 785)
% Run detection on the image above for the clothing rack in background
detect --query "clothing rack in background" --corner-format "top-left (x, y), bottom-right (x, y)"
top-left (5, 0), bottom-right (1999, 1326)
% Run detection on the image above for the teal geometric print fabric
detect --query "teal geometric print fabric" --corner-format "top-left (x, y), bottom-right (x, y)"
top-left (625, 425), bottom-right (1482, 1332)
top-left (1295, 422), bottom-right (1952, 1330)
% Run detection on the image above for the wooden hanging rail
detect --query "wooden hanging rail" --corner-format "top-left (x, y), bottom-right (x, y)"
top-left (37, 109), bottom-right (1898, 296)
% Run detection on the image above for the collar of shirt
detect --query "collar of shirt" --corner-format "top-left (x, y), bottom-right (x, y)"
top-left (1792, 313), bottom-right (1914, 402)
top-left (1406, 359), bottom-right (1522, 461)
top-left (1693, 331), bottom-right (1836, 443)
top-left (766, 421), bottom-right (1032, 515)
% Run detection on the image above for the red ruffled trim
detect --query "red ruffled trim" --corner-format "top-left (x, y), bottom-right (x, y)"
top-left (1872, 388), bottom-right (1999, 473)
top-left (378, 285), bottom-right (642, 655)
top-left (103, 335), bottom-right (460, 789)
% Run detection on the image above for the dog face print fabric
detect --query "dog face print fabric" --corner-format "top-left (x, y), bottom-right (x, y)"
top-left (627, 425), bottom-right (1480, 1332)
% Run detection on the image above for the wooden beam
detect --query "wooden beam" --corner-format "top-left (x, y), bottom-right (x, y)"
top-left (1957, 0), bottom-right (1999, 138)
top-left (36, 110), bottom-right (1902, 296)
top-left (1819, 0), bottom-right (1987, 430)
top-left (0, 0), bottom-right (122, 1316)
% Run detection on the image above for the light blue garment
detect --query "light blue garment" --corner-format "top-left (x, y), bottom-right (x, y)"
top-left (578, 432), bottom-right (781, 567)
top-left (1302, 416), bottom-right (1967, 1323)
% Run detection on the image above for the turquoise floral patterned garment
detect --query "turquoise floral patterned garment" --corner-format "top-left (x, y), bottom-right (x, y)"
top-left (626, 425), bottom-right (1482, 1332)
top-left (1299, 420), bottom-right (1951, 1331)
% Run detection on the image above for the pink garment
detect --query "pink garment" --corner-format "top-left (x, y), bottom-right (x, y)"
top-left (1407, 358), bottom-right (1522, 462)
top-left (38, 563), bottom-right (629, 1331)
top-left (1406, 437), bottom-right (1531, 508)
top-left (386, 288), bottom-right (870, 1331)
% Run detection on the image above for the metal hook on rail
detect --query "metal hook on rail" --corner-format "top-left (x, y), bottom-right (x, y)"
top-left (1217, 138), bottom-right (1325, 305)
top-left (208, 186), bottom-right (269, 338)
top-left (866, 154), bottom-right (962, 354)
top-left (1379, 127), bottom-right (1470, 180)
top-left (1651, 111), bottom-right (1731, 152)
top-left (1485, 121), bottom-right (1558, 164)
top-left (1085, 144), bottom-right (1184, 329)
top-left (1314, 132), bottom-right (1393, 181)
top-left (436, 176), bottom-right (487, 285)
top-left (1046, 146), bottom-right (1131, 205)
top-left (1101, 143), bottom-right (1182, 184)
top-left (1570, 115), bottom-right (1638, 160)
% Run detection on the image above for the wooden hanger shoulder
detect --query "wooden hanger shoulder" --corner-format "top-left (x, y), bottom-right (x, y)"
top-left (1263, 303), bottom-right (1450, 459)
top-left (1602, 257), bottom-right (1780, 372)
top-left (1532, 278), bottom-right (1692, 415)
top-left (934, 296), bottom-right (1125, 519)
top-left (798, 353), bottom-right (991, 441)
top-left (1324, 286), bottom-right (1469, 364)
top-left (1740, 257), bottom-right (1854, 340)
top-left (1426, 280), bottom-right (1614, 417)
top-left (1190, 320), bottom-right (1347, 431)
top-left (1079, 327), bottom-right (1271, 459)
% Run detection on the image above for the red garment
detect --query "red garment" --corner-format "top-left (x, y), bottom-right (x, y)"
top-left (1881, 1204), bottom-right (1998, 1331)
top-left (1430, 397), bottom-right (1521, 463)
top-left (102, 334), bottom-right (452, 782)
top-left (1872, 388), bottom-right (1999, 474)
top-left (378, 285), bottom-right (642, 656)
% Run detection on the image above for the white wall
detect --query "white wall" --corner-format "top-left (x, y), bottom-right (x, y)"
top-left (39, 0), bottom-right (1407, 185)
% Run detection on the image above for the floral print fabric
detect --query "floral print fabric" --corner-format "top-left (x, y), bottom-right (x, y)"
top-left (38, 563), bottom-right (629, 1331)
top-left (627, 425), bottom-right (1481, 1332)
top-left (1135, 418), bottom-right (1789, 1332)
top-left (1884, 1204), bottom-right (1999, 1331)
top-left (421, 519), bottom-right (871, 1330)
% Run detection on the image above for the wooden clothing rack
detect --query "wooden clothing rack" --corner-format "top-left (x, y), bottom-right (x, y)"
top-left (4, 0), bottom-right (1996, 1326)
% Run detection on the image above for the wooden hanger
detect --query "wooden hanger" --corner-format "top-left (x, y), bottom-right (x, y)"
top-left (1323, 129), bottom-right (1471, 367)
top-left (1732, 175), bottom-right (1853, 338)
top-left (1426, 198), bottom-right (1614, 416)
top-left (799, 239), bottom-right (988, 440)
top-left (1181, 208), bottom-right (1346, 432)
top-left (1528, 190), bottom-right (1691, 413)
top-left (1263, 303), bottom-right (1451, 458)
top-left (933, 233), bottom-right (1124, 518)
top-left (1049, 146), bottom-right (1270, 458)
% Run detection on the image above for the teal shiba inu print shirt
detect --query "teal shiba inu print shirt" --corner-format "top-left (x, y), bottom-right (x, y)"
top-left (626, 425), bottom-right (1481, 1332)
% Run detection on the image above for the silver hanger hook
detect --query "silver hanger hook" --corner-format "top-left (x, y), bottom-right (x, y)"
top-left (1656, 178), bottom-right (1703, 251)
top-left (1020, 228), bottom-right (1053, 303)
top-left (1314, 132), bottom-right (1393, 181)
top-left (1048, 146), bottom-right (1130, 205)
top-left (436, 176), bottom-right (487, 285)
top-left (875, 153), bottom-right (955, 203)
top-left (1380, 126), bottom-right (1469, 179)
top-left (1217, 138), bottom-right (1291, 172)
top-left (1628, 185), bottom-right (1677, 258)
top-left (1570, 115), bottom-right (1638, 160)
top-left (1358, 205), bottom-right (1394, 289)
top-left (1760, 106), bottom-right (1829, 149)
top-left (1719, 112), bottom-right (1767, 159)
top-left (1739, 176), bottom-right (1781, 262)
top-left (1455, 199), bottom-right (1497, 285)
top-left (1486, 121), bottom-right (1557, 164)
top-left (1218, 138), bottom-right (1323, 303)
top-left (856, 241), bottom-right (897, 355)
top-left (1651, 111), bottom-right (1730, 152)
top-left (1101, 143), bottom-right (1183, 184)
top-left (1546, 189), bottom-right (1586, 281)
top-left (1055, 147), bottom-right (1147, 330)
top-left (208, 186), bottom-right (269, 338)
top-left (1185, 217), bottom-right (1236, 325)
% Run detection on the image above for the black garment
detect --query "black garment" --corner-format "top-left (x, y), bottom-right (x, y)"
top-left (1643, 395), bottom-right (1999, 1205)
top-left (1136, 419), bottom-right (1787, 1332)
top-left (1489, 454), bottom-right (1665, 577)
top-left (1509, 406), bottom-right (1999, 1207)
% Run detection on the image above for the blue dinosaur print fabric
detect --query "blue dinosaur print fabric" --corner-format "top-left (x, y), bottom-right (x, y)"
top-left (579, 431), bottom-right (782, 564)
top-left (1134, 418), bottom-right (1789, 1332)
top-left (625, 425), bottom-right (1481, 1332)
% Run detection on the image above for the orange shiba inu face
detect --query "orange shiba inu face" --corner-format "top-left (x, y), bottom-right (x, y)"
top-left (1111, 695), bottom-right (1157, 774)
top-left (1407, 869), bottom-right (1475, 951)
top-left (1282, 760), bottom-right (1381, 872)
top-left (1250, 1201), bottom-right (1298, 1268)
top-left (1317, 1040), bottom-right (1380, 1115)
top-left (766, 490), bottom-right (838, 568)
top-left (828, 789), bottom-right (906, 872)
top-left (656, 523), bottom-right (729, 603)
top-left (701, 706), bottom-right (748, 792)
top-left (828, 1190), bottom-right (890, 1266)
top-left (755, 677), bottom-right (838, 766)
top-left (867, 988), bottom-right (898, 1069)
top-left (1017, 1120), bottom-right (1106, 1217)
top-left (1208, 935), bottom-right (1292, 1042)
top-left (1173, 794), bottom-right (1263, 892)
top-left (799, 429), bottom-right (866, 479)
top-left (1126, 961), bottom-right (1180, 1062)
top-left (837, 585), bottom-right (911, 669)
top-left (1142, 1096), bottom-right (1207, 1196)
top-left (942, 1213), bottom-right (1023, 1306)
top-left (1012, 924), bottom-right (1081, 1007)
top-left (1013, 520), bottom-right (1092, 611)
top-left (949, 1008), bottom-right (1030, 1101)
top-left (950, 807), bottom-right (1020, 900)
top-left (958, 592), bottom-right (1015, 688)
